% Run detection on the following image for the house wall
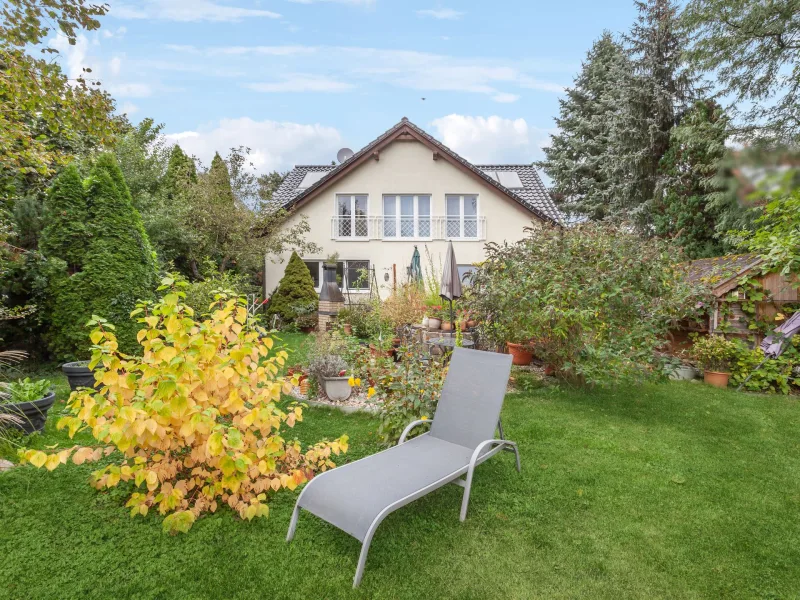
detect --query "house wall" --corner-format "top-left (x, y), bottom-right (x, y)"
top-left (264, 139), bottom-right (543, 299)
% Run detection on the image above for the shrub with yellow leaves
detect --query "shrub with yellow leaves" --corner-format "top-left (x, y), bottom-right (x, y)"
top-left (19, 279), bottom-right (348, 533)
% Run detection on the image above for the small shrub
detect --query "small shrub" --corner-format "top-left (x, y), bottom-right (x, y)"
top-left (730, 340), bottom-right (799, 394)
top-left (20, 280), bottom-right (348, 533)
top-left (690, 334), bottom-right (740, 372)
top-left (380, 284), bottom-right (426, 331)
top-left (181, 264), bottom-right (257, 317)
top-left (373, 349), bottom-right (447, 445)
top-left (267, 252), bottom-right (318, 324)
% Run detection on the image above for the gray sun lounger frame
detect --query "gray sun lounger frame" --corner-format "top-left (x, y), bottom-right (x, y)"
top-left (286, 347), bottom-right (520, 587)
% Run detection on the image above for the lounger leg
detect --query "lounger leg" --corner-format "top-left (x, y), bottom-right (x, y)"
top-left (353, 535), bottom-right (374, 588)
top-left (286, 504), bottom-right (300, 542)
top-left (511, 444), bottom-right (521, 473)
top-left (460, 465), bottom-right (477, 522)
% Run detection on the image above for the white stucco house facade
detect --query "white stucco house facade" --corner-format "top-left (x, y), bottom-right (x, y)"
top-left (265, 118), bottom-right (561, 299)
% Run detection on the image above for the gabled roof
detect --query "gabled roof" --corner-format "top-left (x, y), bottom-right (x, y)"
top-left (273, 118), bottom-right (561, 224)
top-left (685, 253), bottom-right (764, 297)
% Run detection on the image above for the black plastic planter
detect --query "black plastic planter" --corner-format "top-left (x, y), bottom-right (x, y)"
top-left (62, 361), bottom-right (96, 391)
top-left (0, 391), bottom-right (56, 434)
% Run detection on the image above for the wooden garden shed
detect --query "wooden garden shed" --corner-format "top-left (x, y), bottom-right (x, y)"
top-left (670, 254), bottom-right (800, 352)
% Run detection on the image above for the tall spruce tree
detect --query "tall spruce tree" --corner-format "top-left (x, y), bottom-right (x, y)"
top-left (208, 152), bottom-right (235, 206)
top-left (83, 154), bottom-right (158, 352)
top-left (654, 99), bottom-right (729, 258)
top-left (606, 0), bottom-right (697, 231)
top-left (40, 165), bottom-right (88, 270)
top-left (538, 32), bottom-right (630, 220)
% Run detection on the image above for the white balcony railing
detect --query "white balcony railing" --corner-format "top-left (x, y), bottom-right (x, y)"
top-left (331, 216), bottom-right (486, 241)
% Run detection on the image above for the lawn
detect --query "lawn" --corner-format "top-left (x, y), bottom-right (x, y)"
top-left (2, 348), bottom-right (800, 598)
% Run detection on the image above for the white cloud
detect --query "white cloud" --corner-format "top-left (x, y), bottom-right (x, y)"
top-left (492, 92), bottom-right (520, 103)
top-left (110, 0), bottom-right (281, 22)
top-left (118, 102), bottom-right (139, 115)
top-left (165, 118), bottom-right (344, 172)
top-left (102, 25), bottom-right (127, 38)
top-left (246, 74), bottom-right (354, 92)
top-left (109, 56), bottom-right (122, 76)
top-left (430, 115), bottom-right (549, 164)
top-left (108, 82), bottom-right (153, 97)
top-left (161, 43), bottom-right (567, 99)
top-left (49, 33), bottom-right (90, 80)
top-left (416, 8), bottom-right (463, 20)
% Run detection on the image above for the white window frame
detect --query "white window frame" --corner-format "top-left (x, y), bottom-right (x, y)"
top-left (382, 194), bottom-right (432, 240)
top-left (334, 194), bottom-right (369, 240)
top-left (301, 259), bottom-right (371, 292)
top-left (445, 194), bottom-right (480, 239)
top-left (303, 260), bottom-right (323, 292)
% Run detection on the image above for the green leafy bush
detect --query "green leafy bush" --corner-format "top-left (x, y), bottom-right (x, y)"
top-left (267, 251), bottom-right (318, 325)
top-left (730, 340), bottom-right (799, 394)
top-left (180, 263), bottom-right (257, 317)
top-left (466, 223), bottom-right (702, 385)
top-left (370, 349), bottom-right (447, 445)
top-left (690, 334), bottom-right (740, 372)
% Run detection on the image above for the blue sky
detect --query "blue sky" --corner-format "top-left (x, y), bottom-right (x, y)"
top-left (52, 0), bottom-right (641, 173)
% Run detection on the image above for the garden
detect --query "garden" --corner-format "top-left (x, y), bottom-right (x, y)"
top-left (2, 2), bottom-right (800, 598)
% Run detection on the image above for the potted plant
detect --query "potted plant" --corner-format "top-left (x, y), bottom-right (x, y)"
top-left (690, 334), bottom-right (739, 388)
top-left (0, 378), bottom-right (56, 434)
top-left (427, 304), bottom-right (442, 330)
top-left (62, 360), bottom-right (96, 391)
top-left (506, 340), bottom-right (534, 366)
top-left (309, 354), bottom-right (352, 401)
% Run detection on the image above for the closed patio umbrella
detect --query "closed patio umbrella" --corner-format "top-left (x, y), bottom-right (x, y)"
top-left (410, 245), bottom-right (423, 284)
top-left (440, 241), bottom-right (462, 330)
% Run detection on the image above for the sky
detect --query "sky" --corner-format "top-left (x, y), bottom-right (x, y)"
top-left (51, 0), bottom-right (641, 174)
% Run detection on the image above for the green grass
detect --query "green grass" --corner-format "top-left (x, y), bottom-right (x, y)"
top-left (2, 362), bottom-right (800, 598)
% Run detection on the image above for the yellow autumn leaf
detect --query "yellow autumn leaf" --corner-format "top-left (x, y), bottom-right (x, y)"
top-left (44, 454), bottom-right (61, 471)
top-left (28, 450), bottom-right (47, 468)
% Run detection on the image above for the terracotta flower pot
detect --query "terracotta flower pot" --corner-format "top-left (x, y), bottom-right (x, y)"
top-left (704, 370), bottom-right (730, 388)
top-left (466, 319), bottom-right (477, 328)
top-left (506, 342), bottom-right (533, 366)
top-left (544, 364), bottom-right (556, 376)
top-left (441, 321), bottom-right (453, 332)
top-left (369, 344), bottom-right (395, 359)
top-left (343, 324), bottom-right (353, 336)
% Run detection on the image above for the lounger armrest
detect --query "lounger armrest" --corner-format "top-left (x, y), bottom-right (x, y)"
top-left (398, 419), bottom-right (433, 444)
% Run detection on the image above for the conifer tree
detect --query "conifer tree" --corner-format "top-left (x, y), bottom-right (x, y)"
top-left (654, 100), bottom-right (729, 258)
top-left (267, 251), bottom-right (318, 324)
top-left (208, 152), bottom-right (235, 206)
top-left (606, 0), bottom-right (697, 230)
top-left (83, 154), bottom-right (158, 352)
top-left (40, 165), bottom-right (88, 270)
top-left (538, 32), bottom-right (630, 220)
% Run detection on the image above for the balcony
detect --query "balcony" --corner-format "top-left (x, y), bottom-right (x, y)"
top-left (330, 216), bottom-right (486, 241)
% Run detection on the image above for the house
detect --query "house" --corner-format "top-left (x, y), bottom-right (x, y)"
top-left (266, 117), bottom-right (561, 299)
top-left (669, 253), bottom-right (800, 352)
